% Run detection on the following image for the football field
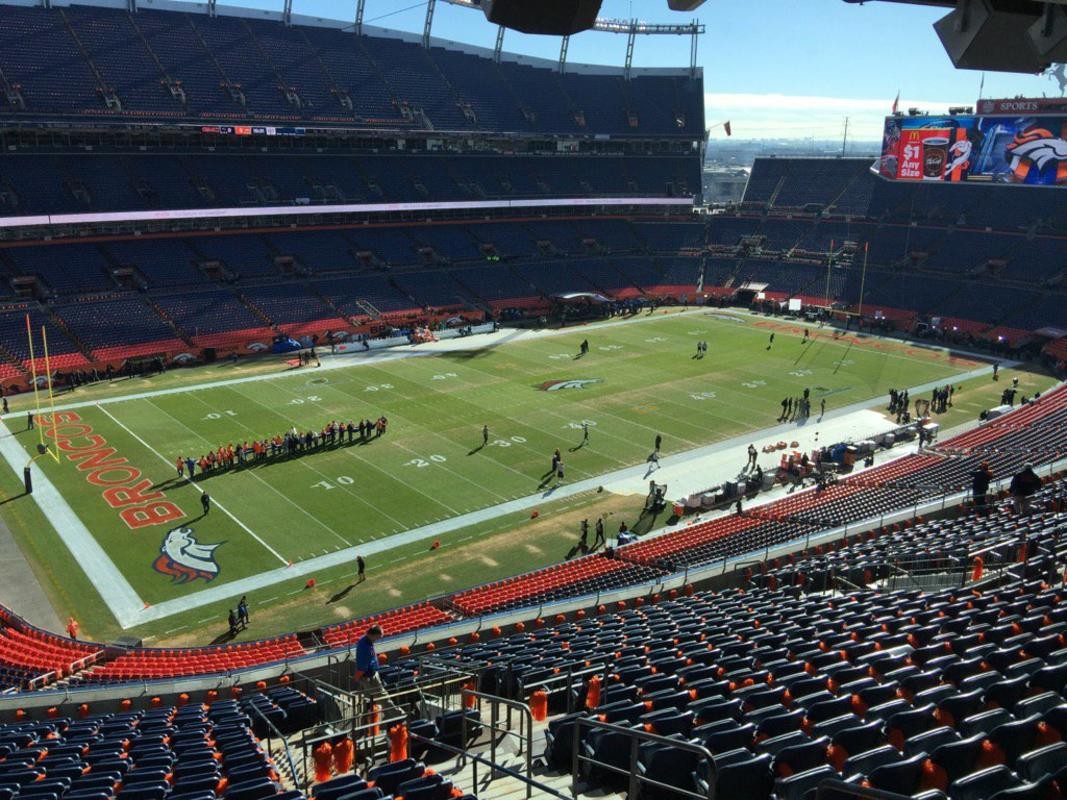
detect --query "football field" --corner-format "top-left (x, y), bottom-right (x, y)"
top-left (0, 310), bottom-right (999, 642)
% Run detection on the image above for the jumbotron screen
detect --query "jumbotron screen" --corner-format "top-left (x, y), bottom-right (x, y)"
top-left (878, 113), bottom-right (1067, 186)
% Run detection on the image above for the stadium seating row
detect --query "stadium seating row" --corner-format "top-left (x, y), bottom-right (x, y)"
top-left (0, 152), bottom-right (700, 215)
top-left (0, 3), bottom-right (704, 138)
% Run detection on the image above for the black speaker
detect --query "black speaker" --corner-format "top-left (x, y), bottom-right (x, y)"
top-left (933, 0), bottom-right (1045, 73)
top-left (1029, 4), bottom-right (1067, 63)
top-left (480, 0), bottom-right (603, 35)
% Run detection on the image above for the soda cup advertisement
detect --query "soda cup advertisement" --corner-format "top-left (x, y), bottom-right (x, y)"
top-left (879, 114), bottom-right (1067, 186)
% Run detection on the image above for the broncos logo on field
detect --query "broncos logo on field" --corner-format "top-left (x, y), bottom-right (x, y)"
top-left (153, 526), bottom-right (222, 584)
top-left (539, 379), bottom-right (601, 392)
top-left (1005, 127), bottom-right (1067, 184)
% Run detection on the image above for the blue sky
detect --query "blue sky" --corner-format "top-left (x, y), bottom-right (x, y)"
top-left (218, 0), bottom-right (1063, 140)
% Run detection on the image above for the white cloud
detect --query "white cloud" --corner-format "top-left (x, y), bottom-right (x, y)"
top-left (704, 92), bottom-right (972, 140)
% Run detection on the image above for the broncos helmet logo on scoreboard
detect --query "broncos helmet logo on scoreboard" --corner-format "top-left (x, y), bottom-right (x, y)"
top-left (1005, 127), bottom-right (1067, 183)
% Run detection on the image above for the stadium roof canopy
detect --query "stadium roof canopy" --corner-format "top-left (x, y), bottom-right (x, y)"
top-left (842, 0), bottom-right (1067, 73)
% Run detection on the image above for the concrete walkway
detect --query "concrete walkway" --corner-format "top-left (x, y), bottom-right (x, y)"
top-left (0, 514), bottom-right (61, 631)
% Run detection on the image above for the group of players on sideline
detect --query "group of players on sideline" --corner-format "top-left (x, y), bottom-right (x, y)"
top-left (175, 416), bottom-right (389, 480)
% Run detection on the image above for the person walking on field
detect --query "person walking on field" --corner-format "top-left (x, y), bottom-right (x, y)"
top-left (238, 596), bottom-right (249, 628)
top-left (654, 434), bottom-right (662, 453)
top-left (26, 411), bottom-right (33, 430)
top-left (176, 456), bottom-right (185, 480)
top-left (482, 425), bottom-right (489, 447)
top-left (357, 554), bottom-right (366, 583)
top-left (201, 492), bottom-right (211, 515)
top-left (594, 517), bottom-right (606, 549)
top-left (746, 444), bottom-right (758, 472)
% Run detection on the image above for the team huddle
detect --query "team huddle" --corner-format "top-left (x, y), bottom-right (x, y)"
top-left (175, 416), bottom-right (390, 480)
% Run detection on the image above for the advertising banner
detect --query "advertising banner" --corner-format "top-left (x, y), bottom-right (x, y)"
top-left (879, 114), bottom-right (1067, 186)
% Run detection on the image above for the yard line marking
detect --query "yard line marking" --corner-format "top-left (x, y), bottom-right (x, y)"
top-left (148, 396), bottom-right (359, 548)
top-left (181, 392), bottom-right (372, 544)
top-left (219, 384), bottom-right (413, 529)
top-left (97, 403), bottom-right (290, 566)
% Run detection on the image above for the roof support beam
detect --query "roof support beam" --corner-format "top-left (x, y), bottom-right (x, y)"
top-left (624, 20), bottom-right (637, 79)
top-left (558, 35), bottom-right (570, 74)
top-left (355, 0), bottom-right (365, 34)
top-left (422, 0), bottom-right (436, 47)
top-left (282, 0), bottom-right (292, 26)
top-left (690, 20), bottom-right (699, 76)
top-left (493, 25), bottom-right (505, 63)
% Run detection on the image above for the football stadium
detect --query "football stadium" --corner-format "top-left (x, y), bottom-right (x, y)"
top-left (0, 0), bottom-right (1065, 798)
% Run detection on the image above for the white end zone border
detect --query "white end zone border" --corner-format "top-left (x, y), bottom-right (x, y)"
top-left (0, 423), bottom-right (146, 627)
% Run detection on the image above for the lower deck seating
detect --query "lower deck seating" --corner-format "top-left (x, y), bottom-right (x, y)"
top-left (80, 635), bottom-right (306, 682)
top-left (415, 582), bottom-right (1067, 800)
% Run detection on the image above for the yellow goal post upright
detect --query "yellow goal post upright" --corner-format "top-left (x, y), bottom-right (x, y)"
top-left (25, 313), bottom-right (60, 464)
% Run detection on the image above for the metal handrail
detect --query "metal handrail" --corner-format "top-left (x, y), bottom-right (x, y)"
top-left (460, 688), bottom-right (534, 799)
top-left (246, 702), bottom-right (302, 791)
top-left (406, 731), bottom-right (569, 800)
top-left (514, 660), bottom-right (610, 715)
top-left (572, 716), bottom-right (716, 800)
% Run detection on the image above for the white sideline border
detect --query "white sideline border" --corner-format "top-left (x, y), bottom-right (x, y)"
top-left (0, 310), bottom-right (1013, 630)
top-left (0, 425), bottom-right (146, 626)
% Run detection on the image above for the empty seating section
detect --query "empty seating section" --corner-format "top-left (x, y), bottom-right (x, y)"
top-left (0, 697), bottom-right (311, 800)
top-left (0, 4), bottom-right (704, 139)
top-left (320, 603), bottom-right (455, 649)
top-left (83, 635), bottom-right (305, 682)
top-left (153, 291), bottom-right (265, 343)
top-left (450, 556), bottom-right (664, 616)
top-left (0, 612), bottom-right (100, 689)
top-left (0, 7), bottom-right (100, 113)
top-left (240, 285), bottom-right (334, 327)
top-left (753, 480), bottom-right (1067, 593)
top-left (712, 156), bottom-right (1067, 330)
top-left (3, 243), bottom-right (112, 295)
top-left (421, 581), bottom-right (1067, 800)
top-left (54, 297), bottom-right (180, 358)
top-left (0, 153), bottom-right (701, 215)
top-left (0, 307), bottom-right (84, 370)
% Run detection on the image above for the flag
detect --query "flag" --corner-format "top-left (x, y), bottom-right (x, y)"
top-left (979, 72), bottom-right (986, 100)
top-left (724, 120), bottom-right (732, 137)
top-left (891, 91), bottom-right (900, 115)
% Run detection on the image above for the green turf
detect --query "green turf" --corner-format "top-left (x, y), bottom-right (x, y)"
top-left (0, 310), bottom-right (1007, 643)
